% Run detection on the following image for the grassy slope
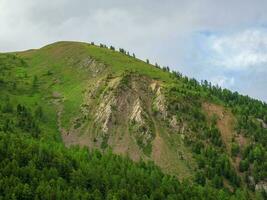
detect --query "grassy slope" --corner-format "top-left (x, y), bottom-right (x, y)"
top-left (17, 41), bottom-right (173, 127)
top-left (14, 42), bottom-right (195, 178)
top-left (0, 54), bottom-right (59, 141)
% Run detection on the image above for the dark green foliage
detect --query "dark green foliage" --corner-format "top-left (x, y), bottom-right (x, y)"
top-left (46, 70), bottom-right (53, 75)
top-left (240, 144), bottom-right (267, 182)
top-left (192, 141), bottom-right (204, 154)
top-left (34, 106), bottom-right (43, 120)
top-left (162, 66), bottom-right (170, 72)
top-left (239, 159), bottom-right (250, 172)
top-left (2, 99), bottom-right (13, 113)
top-left (165, 83), bottom-right (242, 188)
top-left (206, 126), bottom-right (223, 147)
top-left (169, 69), bottom-right (267, 187)
top-left (195, 171), bottom-right (206, 186)
top-left (99, 43), bottom-right (107, 48)
top-left (0, 131), bottom-right (251, 199)
top-left (100, 134), bottom-right (109, 149)
top-left (119, 48), bottom-right (126, 54)
top-left (2, 119), bottom-right (13, 132)
top-left (16, 104), bottom-right (41, 138)
top-left (32, 75), bottom-right (38, 88)
top-left (231, 143), bottom-right (240, 157)
top-left (212, 175), bottom-right (223, 188)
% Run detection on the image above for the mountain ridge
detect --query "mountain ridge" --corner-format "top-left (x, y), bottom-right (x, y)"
top-left (0, 41), bottom-right (266, 199)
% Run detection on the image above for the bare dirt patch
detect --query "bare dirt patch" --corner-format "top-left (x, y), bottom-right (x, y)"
top-left (203, 102), bottom-right (236, 152)
top-left (107, 127), bottom-right (144, 162)
top-left (202, 102), bottom-right (247, 177)
top-left (236, 134), bottom-right (249, 148)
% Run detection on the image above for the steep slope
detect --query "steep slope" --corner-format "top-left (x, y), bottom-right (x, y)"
top-left (16, 41), bottom-right (196, 178)
top-left (0, 41), bottom-right (266, 198)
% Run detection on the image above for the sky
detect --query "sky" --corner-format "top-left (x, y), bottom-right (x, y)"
top-left (1, 0), bottom-right (267, 102)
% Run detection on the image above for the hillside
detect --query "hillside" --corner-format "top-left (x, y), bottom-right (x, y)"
top-left (0, 41), bottom-right (266, 199)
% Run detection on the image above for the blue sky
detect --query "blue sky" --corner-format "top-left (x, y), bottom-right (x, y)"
top-left (0, 0), bottom-right (267, 102)
top-left (182, 28), bottom-right (267, 101)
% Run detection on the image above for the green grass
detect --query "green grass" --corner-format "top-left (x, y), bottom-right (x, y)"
top-left (14, 41), bottom-right (174, 131)
top-left (0, 54), bottom-right (60, 141)
top-left (16, 43), bottom-right (95, 129)
top-left (82, 43), bottom-right (173, 82)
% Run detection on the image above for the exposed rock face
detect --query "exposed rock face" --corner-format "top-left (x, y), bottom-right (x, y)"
top-left (170, 115), bottom-right (178, 130)
top-left (151, 82), bottom-right (168, 119)
top-left (130, 98), bottom-right (144, 124)
top-left (255, 181), bottom-right (267, 193)
top-left (60, 72), bottom-right (195, 178)
top-left (257, 118), bottom-right (267, 129)
top-left (86, 79), bottom-right (103, 100)
top-left (169, 115), bottom-right (186, 134)
top-left (68, 56), bottom-right (106, 76)
top-left (81, 58), bottom-right (106, 76)
top-left (129, 97), bottom-right (154, 150)
top-left (81, 79), bottom-right (103, 117)
top-left (248, 176), bottom-right (255, 187)
top-left (95, 93), bottom-right (116, 133)
top-left (150, 82), bottom-right (158, 91)
top-left (80, 74), bottom-right (156, 154)
top-left (93, 77), bottom-right (123, 133)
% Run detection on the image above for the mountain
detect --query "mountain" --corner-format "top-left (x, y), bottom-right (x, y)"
top-left (0, 41), bottom-right (266, 199)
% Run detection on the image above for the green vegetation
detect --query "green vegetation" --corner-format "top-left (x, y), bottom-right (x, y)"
top-left (166, 71), bottom-right (267, 195)
top-left (0, 41), bottom-right (266, 199)
top-left (0, 131), bottom-right (253, 200)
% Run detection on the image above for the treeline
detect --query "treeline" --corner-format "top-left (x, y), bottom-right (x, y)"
top-left (165, 85), bottom-right (241, 190)
top-left (90, 42), bottom-right (172, 68)
top-left (90, 42), bottom-right (136, 58)
top-left (169, 70), bottom-right (267, 120)
top-left (168, 70), bottom-right (267, 191)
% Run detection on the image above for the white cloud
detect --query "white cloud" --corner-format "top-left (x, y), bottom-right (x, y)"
top-left (210, 76), bottom-right (235, 88)
top-left (209, 29), bottom-right (267, 70)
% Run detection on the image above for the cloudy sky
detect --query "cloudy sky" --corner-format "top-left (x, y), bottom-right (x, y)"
top-left (1, 0), bottom-right (267, 102)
